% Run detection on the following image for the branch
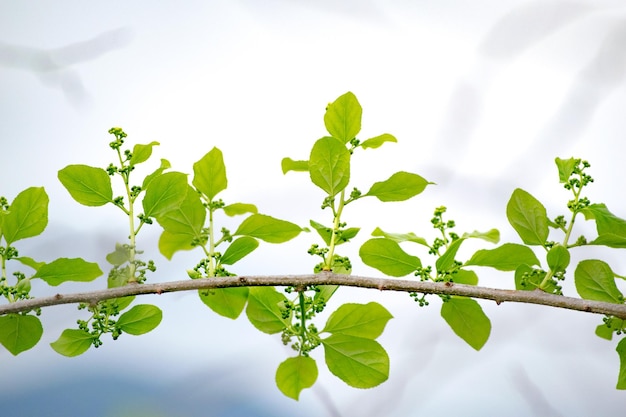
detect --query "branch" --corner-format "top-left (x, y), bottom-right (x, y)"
top-left (2, 273), bottom-right (625, 319)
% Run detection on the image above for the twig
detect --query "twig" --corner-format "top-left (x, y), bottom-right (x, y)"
top-left (1, 273), bottom-right (625, 318)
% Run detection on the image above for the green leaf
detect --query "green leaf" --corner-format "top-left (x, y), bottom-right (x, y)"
top-left (246, 287), bottom-right (288, 334)
top-left (574, 260), bottom-right (623, 303)
top-left (546, 244), bottom-right (570, 272)
top-left (365, 171), bottom-right (432, 202)
top-left (50, 328), bottom-right (93, 357)
top-left (322, 334), bottom-right (388, 388)
top-left (1, 187), bottom-right (48, 244)
top-left (324, 91), bottom-right (362, 143)
top-left (371, 227), bottom-right (429, 247)
top-left (441, 297), bottom-right (491, 350)
top-left (142, 171), bottom-right (188, 218)
top-left (436, 238), bottom-right (465, 274)
top-left (596, 323), bottom-right (614, 340)
top-left (158, 231), bottom-right (195, 260)
top-left (220, 237), bottom-right (259, 265)
top-left (199, 287), bottom-right (249, 319)
top-left (555, 157), bottom-right (577, 183)
top-left (234, 214), bottom-right (305, 243)
top-left (276, 356), bottom-right (318, 400)
top-left (156, 186), bottom-right (205, 236)
top-left (359, 238), bottom-right (421, 277)
top-left (223, 203), bottom-right (258, 217)
top-left (309, 136), bottom-right (351, 197)
top-left (142, 158), bottom-right (171, 190)
top-left (130, 141), bottom-right (159, 166)
top-left (58, 165), bottom-right (113, 206)
top-left (0, 314), bottom-right (43, 355)
top-left (106, 243), bottom-right (131, 266)
top-left (582, 204), bottom-right (626, 248)
top-left (315, 285), bottom-right (339, 304)
top-left (310, 220), bottom-right (333, 246)
top-left (360, 133), bottom-right (397, 149)
top-left (617, 338), bottom-right (626, 389)
top-left (15, 256), bottom-right (45, 271)
top-left (465, 243), bottom-right (540, 271)
top-left (32, 258), bottom-right (103, 286)
top-left (452, 269), bottom-right (479, 285)
top-left (117, 304), bottom-right (162, 335)
top-left (323, 302), bottom-right (392, 339)
top-left (281, 158), bottom-right (309, 174)
top-left (506, 188), bottom-right (549, 245)
top-left (462, 229), bottom-right (500, 244)
top-left (310, 220), bottom-right (358, 246)
top-left (193, 147), bottom-right (227, 200)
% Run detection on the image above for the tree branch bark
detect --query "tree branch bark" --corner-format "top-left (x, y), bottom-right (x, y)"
top-left (1, 273), bottom-right (625, 319)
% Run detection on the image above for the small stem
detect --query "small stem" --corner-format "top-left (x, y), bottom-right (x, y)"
top-left (117, 148), bottom-right (137, 283)
top-left (325, 190), bottom-right (346, 271)
top-left (298, 291), bottom-right (307, 354)
top-left (208, 205), bottom-right (216, 277)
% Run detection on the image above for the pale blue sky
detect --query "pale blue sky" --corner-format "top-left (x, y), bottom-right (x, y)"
top-left (1, 1), bottom-right (626, 416)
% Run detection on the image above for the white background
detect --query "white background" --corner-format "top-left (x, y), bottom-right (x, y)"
top-left (1, 1), bottom-right (626, 416)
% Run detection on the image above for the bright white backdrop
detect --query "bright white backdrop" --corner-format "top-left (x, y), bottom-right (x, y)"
top-left (1, 1), bottom-right (626, 416)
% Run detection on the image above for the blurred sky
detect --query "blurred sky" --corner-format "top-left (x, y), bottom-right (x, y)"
top-left (1, 1), bottom-right (626, 416)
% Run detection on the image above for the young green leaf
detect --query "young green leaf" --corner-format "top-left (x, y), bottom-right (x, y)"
top-left (360, 133), bottom-right (397, 149)
top-left (310, 220), bottom-right (333, 246)
top-left (596, 323), bottom-right (614, 341)
top-left (0, 314), bottom-right (43, 355)
top-left (199, 287), bottom-right (249, 319)
top-left (281, 158), bottom-right (309, 174)
top-left (276, 356), bottom-right (318, 400)
top-left (371, 227), bottom-right (429, 246)
top-left (193, 147), bottom-right (227, 200)
top-left (130, 141), bottom-right (159, 166)
top-left (359, 238), bottom-right (421, 277)
top-left (106, 243), bottom-right (131, 266)
top-left (309, 136), bottom-right (351, 197)
top-left (322, 334), bottom-right (388, 388)
top-left (142, 171), bottom-right (188, 218)
top-left (156, 186), bottom-right (205, 236)
top-left (1, 187), bottom-right (48, 244)
top-left (452, 269), bottom-right (479, 285)
top-left (310, 220), bottom-right (358, 246)
top-left (574, 260), bottom-right (623, 303)
top-left (582, 204), bottom-right (626, 248)
top-left (465, 243), bottom-right (540, 271)
top-left (546, 244), bottom-right (570, 272)
top-left (32, 258), bottom-right (103, 286)
top-left (322, 302), bottom-right (393, 339)
top-left (315, 285), bottom-right (339, 305)
top-left (223, 203), bottom-right (258, 217)
top-left (58, 165), bottom-right (113, 206)
top-left (555, 157), bottom-right (577, 183)
top-left (506, 188), bottom-right (549, 246)
top-left (461, 229), bottom-right (500, 244)
top-left (324, 91), bottom-right (362, 143)
top-left (246, 287), bottom-right (288, 334)
top-left (50, 328), bottom-right (93, 357)
top-left (441, 297), bottom-right (491, 350)
top-left (617, 338), bottom-right (626, 389)
top-left (436, 238), bottom-right (465, 274)
top-left (15, 256), bottom-right (45, 271)
top-left (142, 158), bottom-right (171, 190)
top-left (117, 304), bottom-right (163, 335)
top-left (365, 171), bottom-right (432, 202)
top-left (220, 237), bottom-right (259, 265)
top-left (158, 230), bottom-right (195, 260)
top-left (234, 214), bottom-right (305, 243)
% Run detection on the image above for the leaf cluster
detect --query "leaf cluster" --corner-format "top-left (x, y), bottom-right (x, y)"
top-left (1, 94), bottom-right (625, 399)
